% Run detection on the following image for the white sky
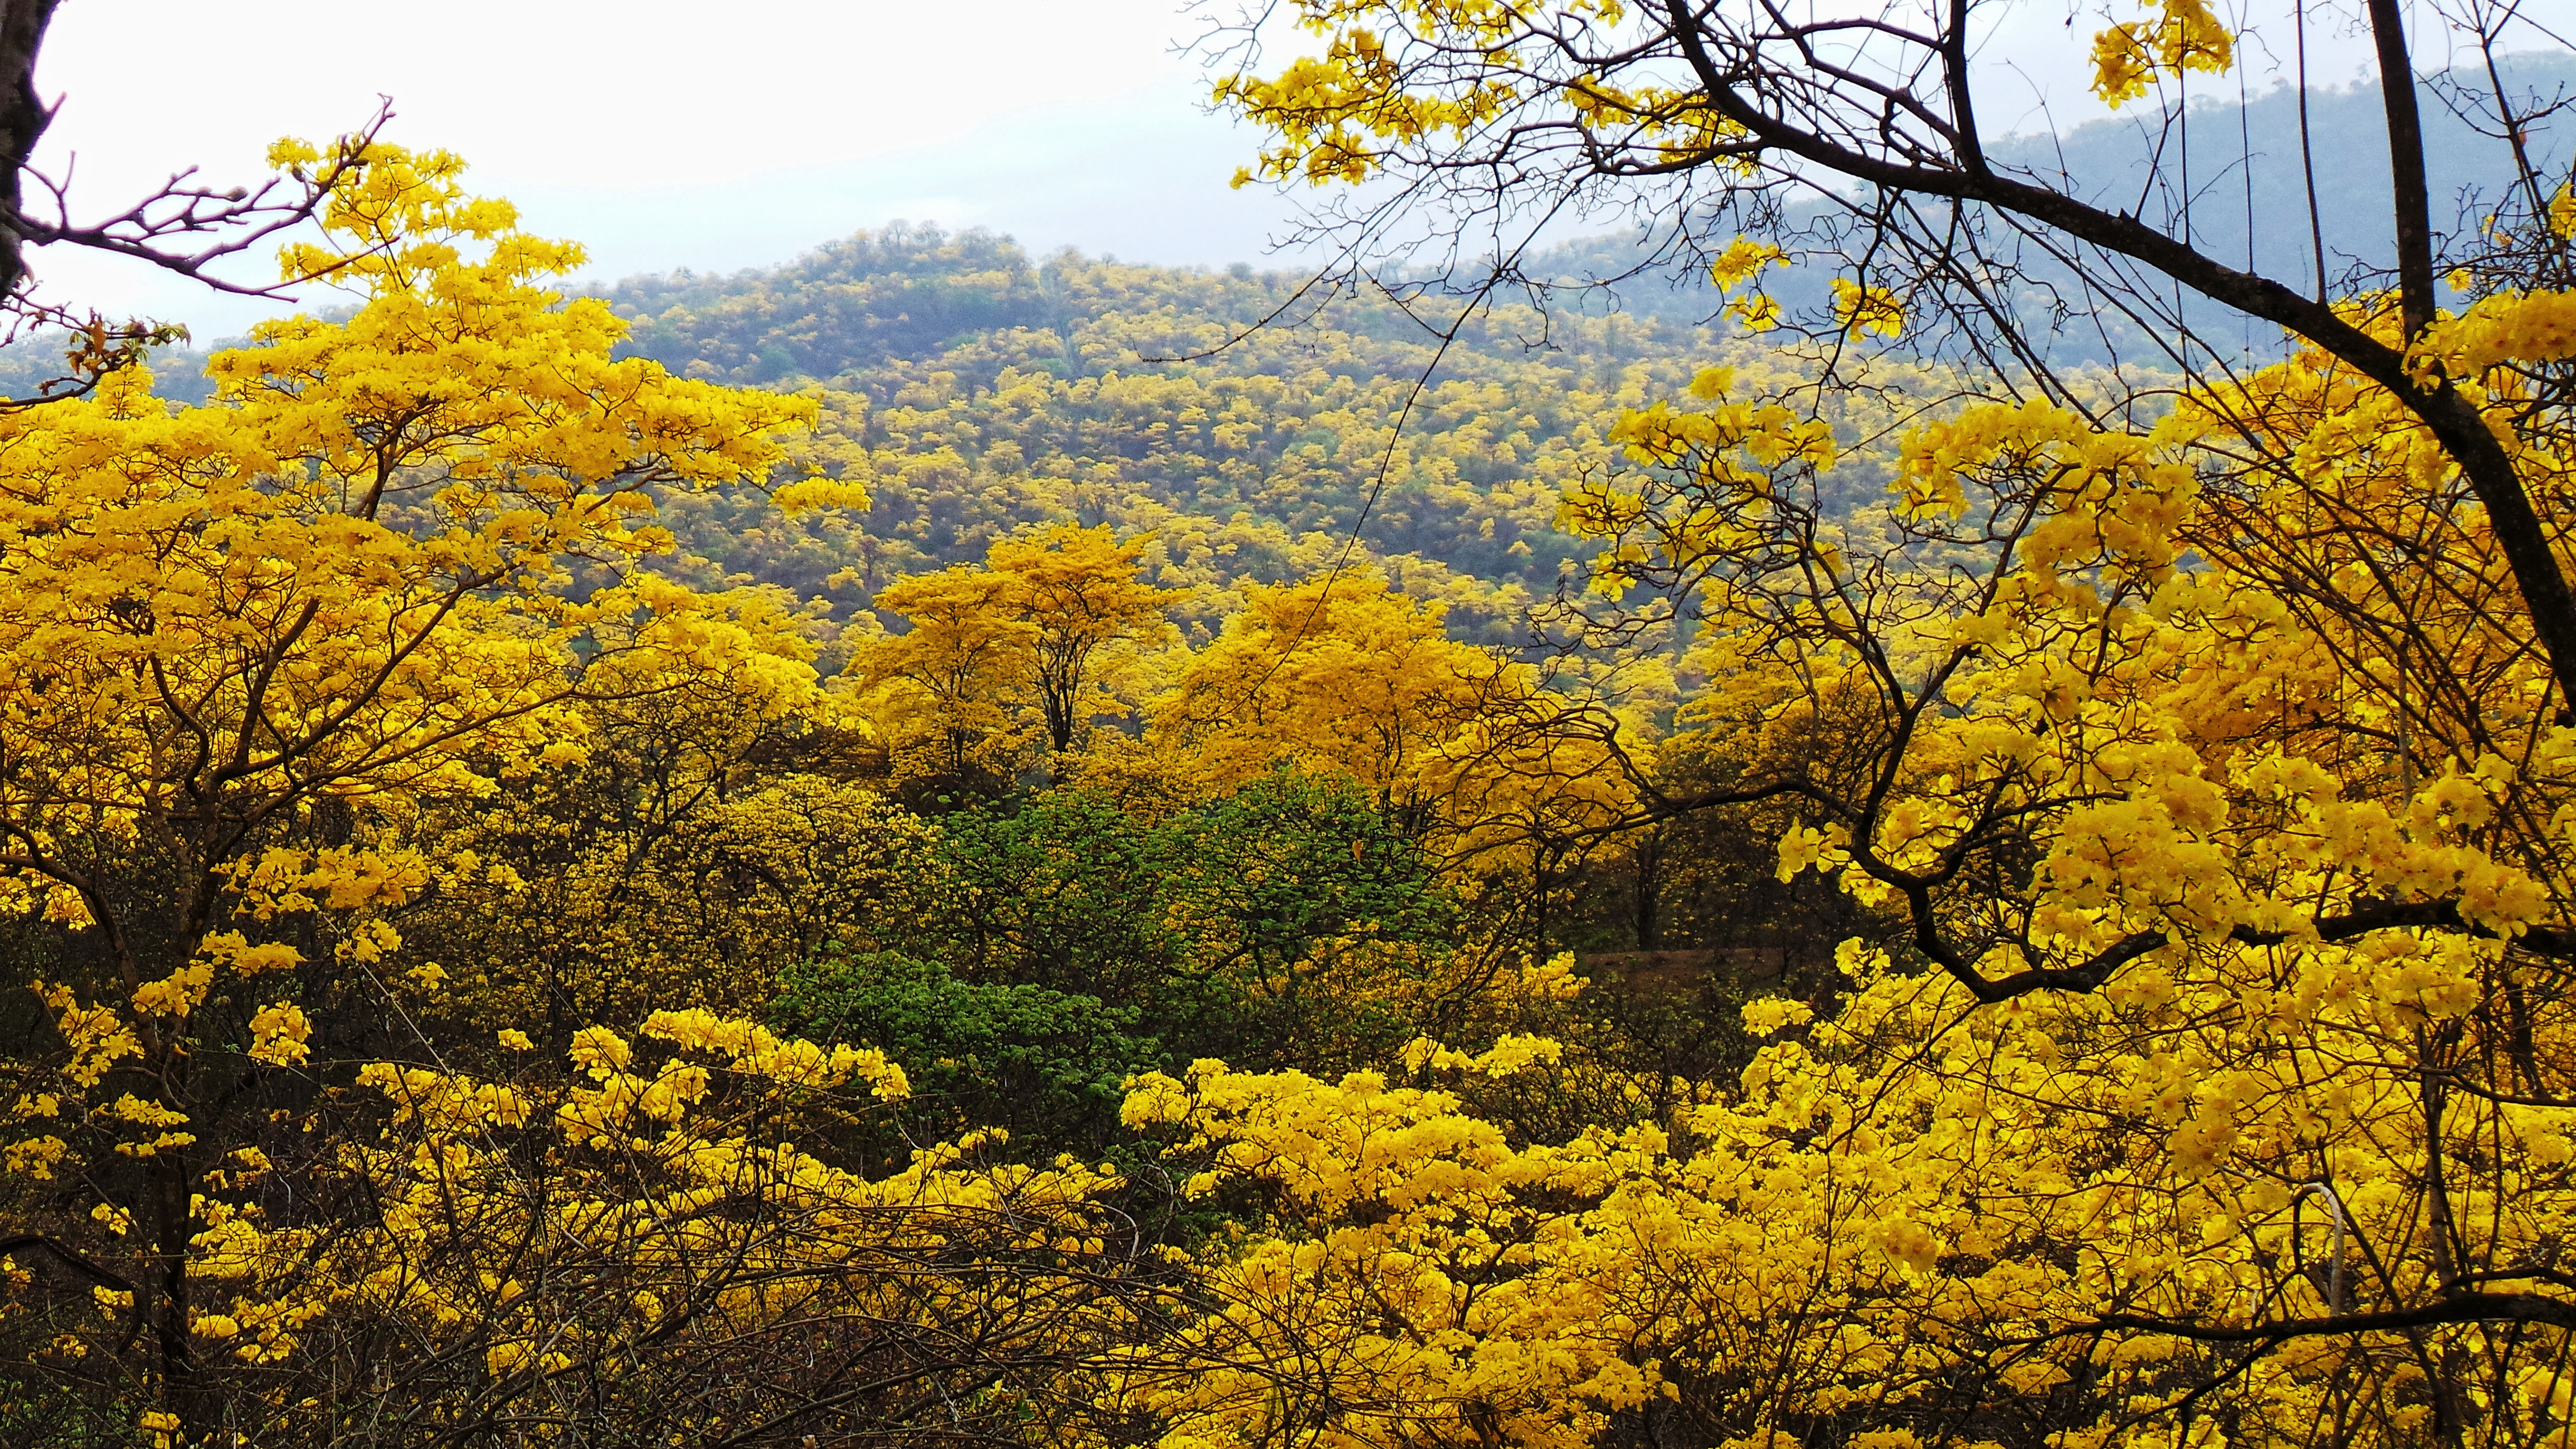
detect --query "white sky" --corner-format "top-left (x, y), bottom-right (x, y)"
top-left (21, 0), bottom-right (2432, 339)
top-left (30, 0), bottom-right (1302, 337)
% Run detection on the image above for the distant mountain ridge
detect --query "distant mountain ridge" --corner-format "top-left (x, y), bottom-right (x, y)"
top-left (1529, 51), bottom-right (2576, 345)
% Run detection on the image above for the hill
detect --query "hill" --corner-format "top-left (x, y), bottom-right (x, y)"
top-left (597, 227), bottom-right (1760, 644)
top-left (587, 55), bottom-right (2573, 633)
top-left (1528, 52), bottom-right (2576, 350)
top-left (7, 58), bottom-right (2560, 640)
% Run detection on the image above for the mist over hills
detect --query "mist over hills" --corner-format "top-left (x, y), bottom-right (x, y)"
top-left (1545, 50), bottom-right (2576, 346)
top-left (1992, 49), bottom-right (2575, 287)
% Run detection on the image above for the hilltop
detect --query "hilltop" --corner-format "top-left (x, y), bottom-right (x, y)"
top-left (596, 227), bottom-right (1752, 643)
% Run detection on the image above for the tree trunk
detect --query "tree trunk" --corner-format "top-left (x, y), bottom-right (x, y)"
top-left (0, 0), bottom-right (58, 304)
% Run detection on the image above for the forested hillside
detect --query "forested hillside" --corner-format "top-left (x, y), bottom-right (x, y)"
top-left (565, 55), bottom-right (2575, 638)
top-left (594, 226), bottom-right (1746, 641)
top-left (11, 7), bottom-right (2576, 1448)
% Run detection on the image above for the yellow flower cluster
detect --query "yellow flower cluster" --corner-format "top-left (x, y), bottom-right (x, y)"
top-left (2088, 0), bottom-right (2235, 107)
top-left (1831, 277), bottom-right (1906, 339)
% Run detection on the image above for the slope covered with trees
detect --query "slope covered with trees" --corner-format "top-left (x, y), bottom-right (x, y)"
top-left (594, 225), bottom-right (1740, 641)
top-left (8, 4), bottom-right (2576, 1447)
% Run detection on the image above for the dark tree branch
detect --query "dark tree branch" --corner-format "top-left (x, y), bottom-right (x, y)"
top-left (2081, 1290), bottom-right (2576, 1343)
top-left (15, 102), bottom-right (393, 299)
top-left (2364, 0), bottom-right (2437, 337)
top-left (0, 3), bottom-right (392, 408)
top-left (1646, 0), bottom-right (2576, 716)
top-left (0, 0), bottom-right (56, 306)
top-left (0, 1232), bottom-right (131, 1290)
top-left (1936, 896), bottom-right (2576, 1004)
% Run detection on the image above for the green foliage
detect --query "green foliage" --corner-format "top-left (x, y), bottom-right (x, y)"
top-left (770, 949), bottom-right (1158, 1154)
top-left (1178, 770), bottom-right (1460, 986)
top-left (760, 769), bottom-right (1471, 1162)
top-left (886, 768), bottom-right (1457, 1069)
top-left (916, 787), bottom-right (1191, 1001)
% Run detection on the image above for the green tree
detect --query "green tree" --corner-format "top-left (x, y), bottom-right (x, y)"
top-left (770, 950), bottom-right (1159, 1158)
top-left (891, 769), bottom-right (1459, 1070)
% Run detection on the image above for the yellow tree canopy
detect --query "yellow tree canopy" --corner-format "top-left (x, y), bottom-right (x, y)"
top-left (988, 524), bottom-right (1178, 754)
top-left (1148, 571), bottom-right (1517, 801)
top-left (1147, 570), bottom-right (1641, 864)
top-left (0, 140), bottom-right (820, 1438)
top-left (1111, 264), bottom-right (2576, 1445)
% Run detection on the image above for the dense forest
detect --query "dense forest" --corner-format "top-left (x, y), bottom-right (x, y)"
top-left (8, 9), bottom-right (2576, 1449)
top-left (602, 226), bottom-right (1696, 640)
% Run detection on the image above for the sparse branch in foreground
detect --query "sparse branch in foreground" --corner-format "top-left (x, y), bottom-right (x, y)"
top-left (0, 0), bottom-right (394, 408)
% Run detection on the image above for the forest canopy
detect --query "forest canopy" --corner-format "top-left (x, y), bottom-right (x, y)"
top-left (5, 4), bottom-right (2576, 1448)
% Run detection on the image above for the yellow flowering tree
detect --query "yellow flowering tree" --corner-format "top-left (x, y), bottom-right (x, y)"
top-left (1141, 569), bottom-right (1655, 962)
top-left (1208, 0), bottom-right (2576, 721)
top-left (0, 140), bottom-right (818, 1439)
top-left (15, 1003), bottom-right (1147, 1447)
top-left (991, 523), bottom-right (1181, 755)
top-left (856, 562), bottom-right (1045, 795)
top-left (855, 524), bottom-right (1182, 798)
top-left (1151, 258), bottom-right (2576, 1442)
top-left (1148, 571), bottom-right (1514, 803)
top-left (384, 608), bottom-right (926, 1043)
top-left (1125, 916), bottom-right (2576, 1446)
top-left (1185, 0), bottom-right (2576, 1429)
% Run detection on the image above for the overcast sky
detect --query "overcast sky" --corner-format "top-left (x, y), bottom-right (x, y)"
top-left (25, 0), bottom-right (2414, 339)
top-left (29, 0), bottom-right (1305, 336)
